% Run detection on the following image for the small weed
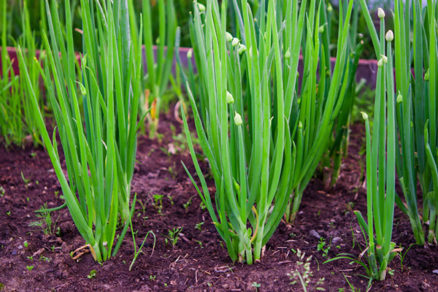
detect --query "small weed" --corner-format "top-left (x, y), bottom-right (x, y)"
top-left (165, 227), bottom-right (183, 247)
top-left (195, 240), bottom-right (203, 248)
top-left (317, 238), bottom-right (330, 257)
top-left (168, 166), bottom-right (177, 179)
top-left (167, 195), bottom-right (174, 206)
top-left (153, 194), bottom-right (164, 214)
top-left (137, 199), bottom-right (147, 215)
top-left (39, 255), bottom-right (51, 262)
top-left (6, 211), bottom-right (11, 216)
top-left (252, 282), bottom-right (261, 290)
top-left (0, 282), bottom-right (4, 290)
top-left (183, 196), bottom-right (194, 211)
top-left (200, 201), bottom-right (206, 210)
top-left (287, 249), bottom-right (325, 291)
top-left (23, 241), bottom-right (29, 248)
top-left (398, 244), bottom-right (413, 272)
top-left (0, 186), bottom-right (5, 197)
top-left (87, 269), bottom-right (97, 279)
top-left (21, 171), bottom-right (30, 186)
top-left (195, 222), bottom-right (204, 231)
top-left (29, 203), bottom-right (57, 235)
top-left (149, 275), bottom-right (156, 281)
top-left (26, 265), bottom-right (34, 271)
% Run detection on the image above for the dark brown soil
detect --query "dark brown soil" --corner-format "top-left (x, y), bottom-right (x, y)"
top-left (0, 109), bottom-right (437, 291)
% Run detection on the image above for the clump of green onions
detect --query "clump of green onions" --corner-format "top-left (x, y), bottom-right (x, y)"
top-left (360, 0), bottom-right (438, 245)
top-left (182, 0), bottom-right (354, 264)
top-left (140, 0), bottom-right (179, 138)
top-left (282, 0), bottom-right (355, 224)
top-left (354, 20), bottom-right (398, 280)
top-left (0, 0), bottom-right (44, 147)
top-left (393, 0), bottom-right (438, 245)
top-left (18, 0), bottom-right (142, 262)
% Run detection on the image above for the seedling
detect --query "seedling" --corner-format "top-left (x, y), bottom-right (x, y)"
top-left (0, 186), bottom-right (5, 197)
top-left (287, 249), bottom-right (325, 291)
top-left (21, 171), bottom-right (30, 186)
top-left (252, 282), bottom-right (261, 290)
top-left (195, 222), bottom-right (204, 231)
top-left (29, 203), bottom-right (56, 235)
top-left (153, 194), bottom-right (164, 214)
top-left (183, 196), bottom-right (194, 211)
top-left (39, 255), bottom-right (50, 263)
top-left (129, 230), bottom-right (156, 271)
top-left (165, 227), bottom-right (182, 247)
top-left (26, 265), bottom-right (34, 271)
top-left (167, 195), bottom-right (174, 206)
top-left (87, 270), bottom-right (96, 279)
top-left (317, 238), bottom-right (330, 258)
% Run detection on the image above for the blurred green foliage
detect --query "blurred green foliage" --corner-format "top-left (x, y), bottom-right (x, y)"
top-left (1, 0), bottom-right (204, 49)
top-left (1, 0), bottom-right (392, 59)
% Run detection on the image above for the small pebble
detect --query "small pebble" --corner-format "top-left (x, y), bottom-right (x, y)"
top-left (332, 237), bottom-right (342, 244)
top-left (309, 230), bottom-right (321, 239)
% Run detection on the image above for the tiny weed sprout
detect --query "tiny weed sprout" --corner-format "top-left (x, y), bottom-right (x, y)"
top-left (87, 269), bottom-right (97, 279)
top-left (182, 0), bottom-right (355, 264)
top-left (19, 0), bottom-right (142, 262)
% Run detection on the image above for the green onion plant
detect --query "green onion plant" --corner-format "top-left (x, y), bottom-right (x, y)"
top-left (182, 0), bottom-right (354, 264)
top-left (360, 0), bottom-right (438, 245)
top-left (354, 19), bottom-right (398, 280)
top-left (18, 0), bottom-right (142, 262)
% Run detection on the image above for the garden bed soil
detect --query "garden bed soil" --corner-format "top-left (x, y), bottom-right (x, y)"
top-left (0, 110), bottom-right (437, 291)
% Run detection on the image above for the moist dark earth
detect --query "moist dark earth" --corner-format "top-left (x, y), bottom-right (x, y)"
top-left (0, 110), bottom-right (437, 291)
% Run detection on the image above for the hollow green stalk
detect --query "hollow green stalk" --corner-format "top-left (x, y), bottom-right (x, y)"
top-left (354, 26), bottom-right (397, 281)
